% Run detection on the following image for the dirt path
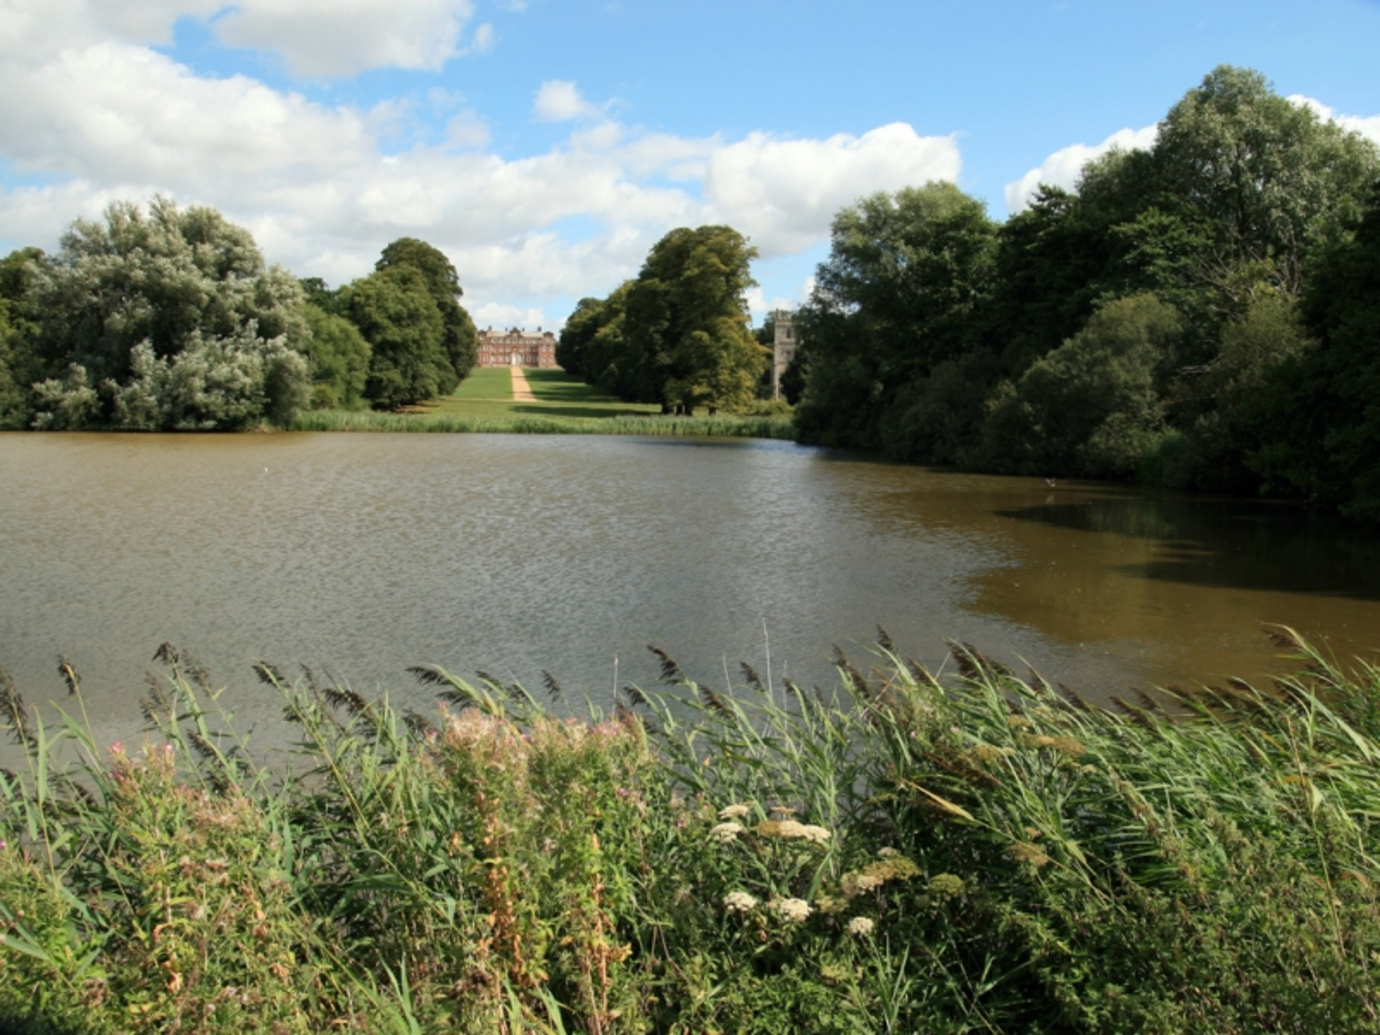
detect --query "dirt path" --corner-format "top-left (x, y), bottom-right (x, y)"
top-left (510, 366), bottom-right (536, 402)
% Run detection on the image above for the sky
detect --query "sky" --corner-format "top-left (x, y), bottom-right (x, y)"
top-left (1, 1), bottom-right (1378, 332)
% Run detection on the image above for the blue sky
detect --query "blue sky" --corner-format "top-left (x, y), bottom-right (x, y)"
top-left (1, 0), bottom-right (1377, 330)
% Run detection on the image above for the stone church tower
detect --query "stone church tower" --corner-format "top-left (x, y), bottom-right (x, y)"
top-left (772, 309), bottom-right (797, 401)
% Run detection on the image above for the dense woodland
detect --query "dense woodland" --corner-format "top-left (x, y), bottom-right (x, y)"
top-left (0, 203), bottom-right (478, 430)
top-left (565, 66), bottom-right (1380, 521)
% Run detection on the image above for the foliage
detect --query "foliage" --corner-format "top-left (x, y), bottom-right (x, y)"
top-left (22, 199), bottom-right (310, 430)
top-left (0, 248), bottom-right (44, 429)
top-left (340, 265), bottom-right (457, 410)
top-left (793, 182), bottom-right (999, 449)
top-left (375, 238), bottom-right (479, 381)
top-left (302, 303), bottom-right (372, 410)
top-left (7, 631), bottom-right (1380, 1032)
top-left (978, 294), bottom-right (1182, 479)
top-left (1248, 179), bottom-right (1380, 519)
top-left (620, 225), bottom-right (767, 414)
top-left (564, 229), bottom-right (766, 414)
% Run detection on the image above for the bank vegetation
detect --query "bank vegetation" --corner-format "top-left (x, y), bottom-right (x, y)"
top-left (4, 631), bottom-right (1380, 1033)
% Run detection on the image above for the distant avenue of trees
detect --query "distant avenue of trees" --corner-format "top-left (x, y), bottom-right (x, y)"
top-left (0, 203), bottom-right (478, 430)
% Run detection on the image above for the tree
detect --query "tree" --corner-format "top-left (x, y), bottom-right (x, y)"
top-left (26, 198), bottom-right (310, 429)
top-left (0, 248), bottom-right (43, 428)
top-left (340, 265), bottom-right (452, 410)
top-left (617, 226), bottom-right (765, 413)
top-left (979, 294), bottom-right (1183, 479)
top-left (1247, 180), bottom-right (1380, 519)
top-left (793, 182), bottom-right (999, 447)
top-left (375, 238), bottom-right (478, 381)
top-left (1153, 66), bottom-right (1379, 302)
top-left (301, 303), bottom-right (371, 409)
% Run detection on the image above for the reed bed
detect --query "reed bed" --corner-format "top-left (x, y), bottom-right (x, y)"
top-left (3, 631), bottom-right (1380, 1033)
top-left (290, 409), bottom-right (796, 440)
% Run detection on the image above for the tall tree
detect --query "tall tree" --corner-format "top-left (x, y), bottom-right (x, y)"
top-left (301, 303), bottom-right (371, 409)
top-left (1247, 180), bottom-right (1380, 519)
top-left (340, 265), bottom-right (453, 410)
top-left (26, 199), bottom-right (309, 429)
top-left (375, 238), bottom-right (478, 381)
top-left (621, 226), bottom-right (765, 413)
top-left (793, 182), bottom-right (998, 448)
top-left (1153, 66), bottom-right (1379, 303)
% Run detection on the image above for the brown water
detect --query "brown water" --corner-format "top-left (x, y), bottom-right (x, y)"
top-left (2, 432), bottom-right (1377, 747)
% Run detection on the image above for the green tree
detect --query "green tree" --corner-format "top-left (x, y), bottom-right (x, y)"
top-left (620, 226), bottom-right (765, 413)
top-left (793, 182), bottom-right (999, 448)
top-left (979, 294), bottom-right (1183, 478)
top-left (1248, 180), bottom-right (1380, 519)
top-left (1154, 66), bottom-right (1379, 302)
top-left (301, 303), bottom-right (371, 409)
top-left (375, 237), bottom-right (478, 381)
top-left (340, 265), bottom-right (452, 410)
top-left (27, 199), bottom-right (309, 428)
top-left (0, 248), bottom-right (43, 428)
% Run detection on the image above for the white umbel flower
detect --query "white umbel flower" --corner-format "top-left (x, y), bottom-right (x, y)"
top-left (846, 916), bottom-right (875, 936)
top-left (723, 891), bottom-right (759, 913)
top-left (710, 821), bottom-right (745, 843)
top-left (770, 897), bottom-right (813, 922)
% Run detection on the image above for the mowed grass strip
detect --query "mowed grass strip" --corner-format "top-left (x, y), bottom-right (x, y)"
top-left (292, 366), bottom-right (793, 437)
top-left (427, 367), bottom-right (661, 420)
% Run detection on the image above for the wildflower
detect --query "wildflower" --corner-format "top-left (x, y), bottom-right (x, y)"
top-left (718, 803), bottom-right (751, 820)
top-left (711, 821), bottom-right (745, 843)
top-left (927, 873), bottom-right (965, 898)
top-left (841, 871), bottom-right (886, 897)
top-left (815, 894), bottom-right (847, 915)
top-left (846, 916), bottom-right (875, 937)
top-left (723, 891), bottom-right (758, 913)
top-left (768, 804), bottom-right (797, 817)
top-left (1006, 842), bottom-right (1051, 868)
top-left (877, 847), bottom-right (900, 859)
top-left (756, 818), bottom-right (829, 843)
top-left (1007, 715), bottom-right (1032, 730)
top-left (770, 897), bottom-right (812, 922)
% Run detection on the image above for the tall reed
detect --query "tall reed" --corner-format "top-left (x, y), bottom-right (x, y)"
top-left (4, 632), bottom-right (1380, 1032)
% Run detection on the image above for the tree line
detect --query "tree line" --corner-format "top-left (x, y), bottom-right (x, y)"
top-left (783, 65), bottom-right (1380, 521)
top-left (557, 66), bottom-right (1380, 521)
top-left (0, 199), bottom-right (479, 430)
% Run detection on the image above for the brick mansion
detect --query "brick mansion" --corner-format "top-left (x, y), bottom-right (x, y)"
top-left (476, 327), bottom-right (559, 367)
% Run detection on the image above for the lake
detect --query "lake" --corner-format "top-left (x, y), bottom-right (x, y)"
top-left (2, 432), bottom-right (1378, 748)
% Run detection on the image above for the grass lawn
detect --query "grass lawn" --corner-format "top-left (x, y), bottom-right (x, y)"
top-left (294, 366), bottom-right (794, 438)
top-left (423, 366), bottom-right (661, 420)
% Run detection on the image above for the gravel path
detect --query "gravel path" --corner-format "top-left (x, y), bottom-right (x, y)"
top-left (510, 366), bottom-right (536, 401)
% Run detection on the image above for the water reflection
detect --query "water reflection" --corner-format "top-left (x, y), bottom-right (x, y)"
top-left (995, 495), bottom-right (1380, 599)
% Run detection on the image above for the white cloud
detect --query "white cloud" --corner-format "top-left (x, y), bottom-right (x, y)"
top-left (0, 10), bottom-right (970, 326)
top-left (472, 303), bottom-right (550, 330)
top-left (470, 22), bottom-right (496, 55)
top-left (1004, 124), bottom-right (1158, 214)
top-left (703, 123), bottom-right (962, 256)
top-left (1289, 94), bottom-right (1380, 147)
top-left (216, 0), bottom-right (478, 77)
top-left (533, 80), bottom-right (605, 122)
